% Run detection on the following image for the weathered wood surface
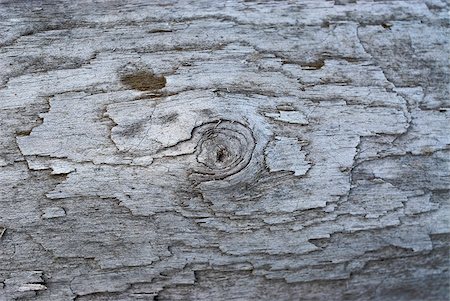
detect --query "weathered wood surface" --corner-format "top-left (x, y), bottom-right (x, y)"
top-left (0, 0), bottom-right (449, 300)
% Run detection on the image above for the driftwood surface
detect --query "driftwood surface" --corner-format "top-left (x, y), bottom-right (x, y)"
top-left (0, 0), bottom-right (449, 300)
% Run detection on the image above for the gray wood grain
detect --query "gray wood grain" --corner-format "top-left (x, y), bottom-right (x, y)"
top-left (0, 0), bottom-right (448, 300)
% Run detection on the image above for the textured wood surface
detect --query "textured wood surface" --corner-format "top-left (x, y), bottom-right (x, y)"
top-left (0, 0), bottom-right (449, 300)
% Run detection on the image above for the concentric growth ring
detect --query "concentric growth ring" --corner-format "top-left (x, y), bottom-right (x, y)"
top-left (192, 120), bottom-right (255, 180)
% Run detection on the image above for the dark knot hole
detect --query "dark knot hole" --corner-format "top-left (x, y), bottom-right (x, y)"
top-left (216, 147), bottom-right (227, 162)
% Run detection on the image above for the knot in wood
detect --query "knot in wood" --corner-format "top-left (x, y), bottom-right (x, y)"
top-left (193, 120), bottom-right (255, 180)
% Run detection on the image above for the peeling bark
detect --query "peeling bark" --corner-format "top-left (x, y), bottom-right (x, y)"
top-left (0, 0), bottom-right (448, 300)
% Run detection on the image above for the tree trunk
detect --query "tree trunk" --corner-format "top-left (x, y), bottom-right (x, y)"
top-left (0, 0), bottom-right (448, 300)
